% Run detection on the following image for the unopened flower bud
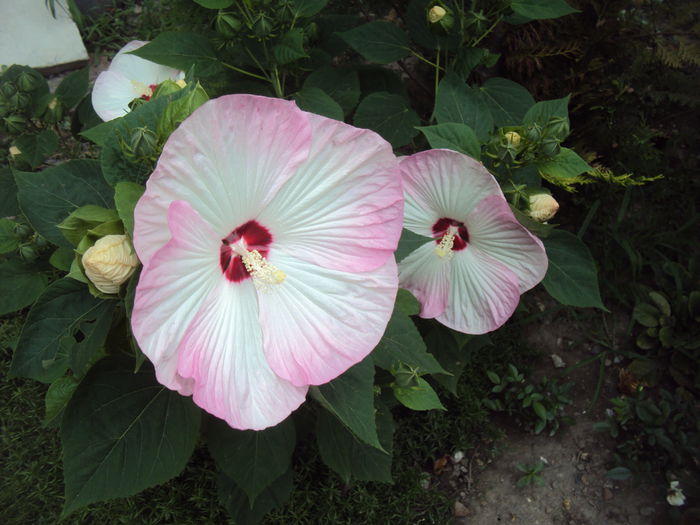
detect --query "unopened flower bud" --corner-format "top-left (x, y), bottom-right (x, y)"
top-left (428, 5), bottom-right (446, 23)
top-left (504, 131), bottom-right (521, 147)
top-left (82, 235), bottom-right (139, 294)
top-left (528, 193), bottom-right (559, 222)
top-left (17, 71), bottom-right (40, 92)
top-left (9, 145), bottom-right (21, 158)
top-left (129, 126), bottom-right (158, 159)
top-left (666, 481), bottom-right (686, 507)
top-left (0, 82), bottom-right (17, 99)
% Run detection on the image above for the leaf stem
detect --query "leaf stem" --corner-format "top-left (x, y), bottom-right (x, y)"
top-left (220, 61), bottom-right (269, 82)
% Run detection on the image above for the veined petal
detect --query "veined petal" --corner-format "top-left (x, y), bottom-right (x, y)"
top-left (468, 195), bottom-right (548, 293)
top-left (131, 201), bottom-right (221, 394)
top-left (109, 40), bottom-right (183, 86)
top-left (176, 279), bottom-right (308, 430)
top-left (258, 251), bottom-right (398, 386)
top-left (134, 95), bottom-right (312, 268)
top-left (91, 70), bottom-right (140, 121)
top-left (399, 149), bottom-right (502, 234)
top-left (437, 247), bottom-right (521, 334)
top-left (259, 113), bottom-right (403, 273)
top-left (398, 241), bottom-right (451, 318)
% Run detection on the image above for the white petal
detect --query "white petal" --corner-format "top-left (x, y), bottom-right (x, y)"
top-left (109, 40), bottom-right (182, 85)
top-left (398, 241), bottom-right (451, 318)
top-left (176, 279), bottom-right (308, 430)
top-left (91, 70), bottom-right (140, 121)
top-left (258, 251), bottom-right (398, 386)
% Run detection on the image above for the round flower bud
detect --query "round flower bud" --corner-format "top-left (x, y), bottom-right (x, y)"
top-left (82, 235), bottom-right (139, 294)
top-left (504, 131), bottom-right (521, 147)
top-left (666, 481), bottom-right (686, 506)
top-left (9, 145), bottom-right (21, 158)
top-left (428, 5), bottom-right (447, 23)
top-left (528, 193), bottom-right (560, 222)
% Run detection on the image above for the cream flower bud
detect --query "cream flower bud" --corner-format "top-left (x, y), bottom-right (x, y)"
top-left (428, 5), bottom-right (447, 23)
top-left (667, 481), bottom-right (686, 506)
top-left (82, 235), bottom-right (139, 294)
top-left (175, 79), bottom-right (187, 88)
top-left (528, 193), bottom-right (559, 222)
top-left (505, 131), bottom-right (521, 147)
top-left (9, 146), bottom-right (21, 157)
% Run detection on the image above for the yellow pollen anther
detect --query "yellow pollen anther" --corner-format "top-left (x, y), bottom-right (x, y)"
top-left (242, 249), bottom-right (286, 290)
top-left (435, 226), bottom-right (458, 258)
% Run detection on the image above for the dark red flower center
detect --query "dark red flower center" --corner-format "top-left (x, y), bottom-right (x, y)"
top-left (432, 218), bottom-right (469, 251)
top-left (140, 84), bottom-right (158, 101)
top-left (220, 220), bottom-right (272, 282)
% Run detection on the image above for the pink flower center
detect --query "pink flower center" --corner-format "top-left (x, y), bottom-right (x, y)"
top-left (432, 218), bottom-right (469, 251)
top-left (220, 220), bottom-right (272, 282)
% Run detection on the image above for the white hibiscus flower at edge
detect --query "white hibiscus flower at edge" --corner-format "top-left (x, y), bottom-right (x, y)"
top-left (92, 40), bottom-right (184, 121)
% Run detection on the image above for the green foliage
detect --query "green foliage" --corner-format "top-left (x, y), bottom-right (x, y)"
top-left (418, 123), bottom-right (481, 160)
top-left (353, 92), bottom-right (420, 148)
top-left (339, 21), bottom-right (411, 64)
top-left (515, 460), bottom-right (545, 488)
top-left (0, 259), bottom-right (48, 316)
top-left (434, 73), bottom-right (493, 141)
top-left (293, 86), bottom-right (343, 120)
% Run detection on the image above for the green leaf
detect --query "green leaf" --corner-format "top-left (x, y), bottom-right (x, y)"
top-left (648, 291), bottom-right (671, 317)
top-left (537, 148), bottom-right (591, 179)
top-left (394, 288), bottom-right (421, 315)
top-left (406, 0), bottom-right (460, 51)
top-left (605, 466), bottom-right (632, 480)
top-left (10, 278), bottom-right (108, 382)
top-left (633, 303), bottom-right (660, 328)
top-left (393, 377), bottom-right (445, 411)
top-left (206, 417), bottom-right (296, 504)
top-left (339, 21), bottom-right (410, 64)
top-left (44, 375), bottom-right (79, 427)
top-left (13, 129), bottom-right (59, 169)
top-left (434, 73), bottom-right (493, 141)
top-left (511, 0), bottom-right (579, 20)
top-left (61, 357), bottom-right (201, 516)
top-left (486, 371), bottom-right (500, 384)
top-left (291, 0), bottom-right (328, 17)
top-left (273, 28), bottom-right (308, 65)
top-left (303, 66), bottom-right (360, 115)
top-left (129, 32), bottom-right (224, 76)
top-left (217, 469), bottom-right (294, 525)
top-left (427, 327), bottom-right (490, 395)
top-left (479, 77), bottom-right (535, 127)
top-left (311, 356), bottom-right (381, 450)
top-left (57, 205), bottom-right (120, 246)
top-left (395, 228), bottom-right (432, 263)
top-left (534, 418), bottom-right (546, 434)
top-left (532, 400), bottom-right (547, 420)
top-left (353, 92), bottom-right (419, 148)
top-left (451, 47), bottom-right (488, 79)
top-left (55, 67), bottom-right (89, 109)
top-left (418, 123), bottom-right (481, 160)
top-left (0, 218), bottom-right (19, 253)
top-left (357, 65), bottom-right (405, 98)
top-left (0, 167), bottom-right (20, 217)
top-left (114, 182), bottom-right (145, 237)
top-left (372, 291), bottom-right (447, 375)
top-left (542, 230), bottom-right (605, 309)
top-left (193, 0), bottom-right (234, 7)
top-left (14, 160), bottom-right (113, 248)
top-left (316, 401), bottom-right (394, 483)
top-left (523, 96), bottom-right (570, 127)
top-left (0, 259), bottom-right (48, 315)
top-left (69, 300), bottom-right (115, 378)
top-left (293, 87), bottom-right (343, 121)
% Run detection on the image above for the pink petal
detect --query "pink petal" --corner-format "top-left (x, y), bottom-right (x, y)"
top-left (258, 251), bottom-right (398, 386)
top-left (91, 70), bottom-right (139, 121)
top-left (176, 279), bottom-right (308, 430)
top-left (131, 201), bottom-right (221, 394)
top-left (437, 247), bottom-right (521, 334)
top-left (133, 95), bottom-right (312, 268)
top-left (467, 195), bottom-right (548, 293)
top-left (398, 241), bottom-right (451, 319)
top-left (259, 112), bottom-right (403, 273)
top-left (399, 149), bottom-right (502, 235)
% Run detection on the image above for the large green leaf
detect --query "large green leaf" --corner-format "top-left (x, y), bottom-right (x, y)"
top-left (273, 28), bottom-right (308, 65)
top-left (0, 167), bottom-right (20, 217)
top-left (303, 66), bottom-right (360, 115)
top-left (217, 469), bottom-right (294, 525)
top-left (537, 147), bottom-right (591, 179)
top-left (14, 160), bottom-right (113, 248)
top-left (393, 377), bottom-right (445, 410)
top-left (69, 299), bottom-right (115, 378)
top-left (316, 401), bottom-right (394, 483)
top-left (44, 375), bottom-right (79, 427)
top-left (13, 129), bottom-right (59, 169)
top-left (542, 229), bottom-right (605, 309)
top-left (55, 67), bottom-right (89, 109)
top-left (0, 218), bottom-right (19, 253)
top-left (129, 32), bottom-right (224, 76)
top-left (206, 417), bottom-right (296, 504)
top-left (0, 259), bottom-right (48, 316)
top-left (61, 357), bottom-right (201, 515)
top-left (10, 278), bottom-right (110, 382)
top-left (293, 87), bottom-right (343, 121)
top-left (511, 0), bottom-right (578, 20)
top-left (434, 73), bottom-right (493, 141)
top-left (339, 21), bottom-right (410, 64)
top-left (311, 356), bottom-right (381, 450)
top-left (479, 77), bottom-right (535, 127)
top-left (426, 327), bottom-right (490, 395)
top-left (114, 182), bottom-right (145, 237)
top-left (395, 228), bottom-right (433, 263)
top-left (193, 0), bottom-right (234, 7)
top-left (418, 123), bottom-right (481, 160)
top-left (373, 289), bottom-right (447, 375)
top-left (291, 0), bottom-right (329, 17)
top-left (522, 95), bottom-right (570, 126)
top-left (353, 92), bottom-right (420, 148)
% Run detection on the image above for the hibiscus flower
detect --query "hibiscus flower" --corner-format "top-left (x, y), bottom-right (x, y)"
top-left (92, 40), bottom-right (184, 121)
top-left (131, 94), bottom-right (403, 430)
top-left (398, 149), bottom-right (548, 334)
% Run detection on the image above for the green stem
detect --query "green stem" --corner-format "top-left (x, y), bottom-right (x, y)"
top-left (220, 61), bottom-right (269, 82)
top-left (410, 50), bottom-right (445, 71)
top-left (434, 46), bottom-right (441, 96)
top-left (271, 64), bottom-right (284, 98)
top-left (471, 14), bottom-right (502, 47)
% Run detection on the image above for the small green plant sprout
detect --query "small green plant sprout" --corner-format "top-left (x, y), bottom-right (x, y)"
top-left (483, 364), bottom-right (574, 435)
top-left (516, 460), bottom-right (545, 488)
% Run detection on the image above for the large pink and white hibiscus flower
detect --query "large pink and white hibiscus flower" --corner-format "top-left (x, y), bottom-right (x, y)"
top-left (92, 40), bottom-right (184, 121)
top-left (131, 94), bottom-right (403, 430)
top-left (398, 149), bottom-right (548, 334)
